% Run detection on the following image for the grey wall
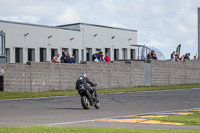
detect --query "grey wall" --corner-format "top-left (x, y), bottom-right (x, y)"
top-left (151, 60), bottom-right (200, 85)
top-left (3, 61), bottom-right (145, 92)
top-left (2, 60), bottom-right (200, 92)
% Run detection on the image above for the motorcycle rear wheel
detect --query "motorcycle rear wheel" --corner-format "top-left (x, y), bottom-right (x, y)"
top-left (81, 96), bottom-right (90, 109)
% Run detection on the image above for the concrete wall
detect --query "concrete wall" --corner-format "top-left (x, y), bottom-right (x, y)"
top-left (2, 60), bottom-right (200, 92)
top-left (3, 61), bottom-right (145, 92)
top-left (151, 60), bottom-right (200, 85)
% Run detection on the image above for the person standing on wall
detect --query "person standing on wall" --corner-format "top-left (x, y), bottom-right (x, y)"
top-left (71, 54), bottom-right (76, 64)
top-left (152, 51), bottom-right (157, 60)
top-left (170, 51), bottom-right (175, 61)
top-left (104, 53), bottom-right (110, 63)
top-left (92, 51), bottom-right (100, 62)
top-left (99, 52), bottom-right (104, 62)
top-left (147, 51), bottom-right (151, 60)
top-left (52, 53), bottom-right (60, 63)
top-left (65, 53), bottom-right (72, 63)
top-left (60, 51), bottom-right (67, 63)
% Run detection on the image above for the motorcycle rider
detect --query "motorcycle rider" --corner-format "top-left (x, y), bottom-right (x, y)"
top-left (76, 73), bottom-right (98, 101)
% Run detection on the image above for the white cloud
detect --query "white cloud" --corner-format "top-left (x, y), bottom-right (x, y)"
top-left (56, 7), bottom-right (81, 24)
top-left (102, 0), bottom-right (117, 14)
top-left (146, 40), bottom-right (172, 47)
top-left (109, 22), bottom-right (127, 29)
top-left (0, 15), bottom-right (39, 24)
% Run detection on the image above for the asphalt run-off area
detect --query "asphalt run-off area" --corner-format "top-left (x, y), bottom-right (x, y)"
top-left (0, 88), bottom-right (200, 130)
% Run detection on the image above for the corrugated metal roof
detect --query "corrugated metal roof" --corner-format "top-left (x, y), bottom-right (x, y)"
top-left (0, 20), bottom-right (80, 31)
top-left (57, 23), bottom-right (137, 32)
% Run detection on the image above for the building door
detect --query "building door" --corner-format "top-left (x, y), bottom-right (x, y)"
top-left (40, 48), bottom-right (46, 62)
top-left (131, 49), bottom-right (135, 60)
top-left (15, 48), bottom-right (23, 63)
top-left (81, 49), bottom-right (84, 61)
top-left (122, 48), bottom-right (127, 60)
top-left (72, 49), bottom-right (79, 63)
top-left (6, 48), bottom-right (10, 63)
top-left (105, 48), bottom-right (111, 58)
top-left (51, 49), bottom-right (58, 60)
top-left (114, 49), bottom-right (119, 60)
top-left (28, 48), bottom-right (35, 61)
top-left (0, 32), bottom-right (5, 56)
top-left (86, 48), bottom-right (92, 61)
top-left (0, 32), bottom-right (6, 63)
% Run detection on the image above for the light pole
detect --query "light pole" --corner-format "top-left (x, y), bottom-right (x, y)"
top-left (198, 8), bottom-right (200, 60)
top-left (81, 28), bottom-right (85, 61)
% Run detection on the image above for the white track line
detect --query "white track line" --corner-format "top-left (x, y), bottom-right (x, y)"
top-left (32, 107), bottom-right (200, 127)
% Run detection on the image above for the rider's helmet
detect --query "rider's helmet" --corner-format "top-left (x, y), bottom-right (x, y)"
top-left (81, 73), bottom-right (87, 78)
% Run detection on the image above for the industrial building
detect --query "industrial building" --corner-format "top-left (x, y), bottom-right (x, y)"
top-left (0, 20), bottom-right (138, 63)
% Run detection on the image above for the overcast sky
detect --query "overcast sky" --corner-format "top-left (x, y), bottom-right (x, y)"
top-left (0, 0), bottom-right (200, 59)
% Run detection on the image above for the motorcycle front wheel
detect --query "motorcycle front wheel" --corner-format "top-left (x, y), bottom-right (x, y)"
top-left (81, 96), bottom-right (90, 109)
top-left (94, 99), bottom-right (100, 109)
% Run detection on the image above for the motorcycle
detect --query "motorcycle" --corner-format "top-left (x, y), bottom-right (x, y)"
top-left (78, 85), bottom-right (100, 110)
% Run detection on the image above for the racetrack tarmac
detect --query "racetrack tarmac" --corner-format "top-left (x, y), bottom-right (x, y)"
top-left (0, 88), bottom-right (200, 130)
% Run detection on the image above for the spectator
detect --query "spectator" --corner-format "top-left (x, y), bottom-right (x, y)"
top-left (92, 51), bottom-right (100, 62)
top-left (188, 53), bottom-right (190, 60)
top-left (170, 51), bottom-right (175, 61)
top-left (104, 53), bottom-right (110, 63)
top-left (152, 51), bottom-right (157, 60)
top-left (195, 52), bottom-right (198, 60)
top-left (99, 52), bottom-right (104, 62)
top-left (71, 54), bottom-right (76, 64)
top-left (60, 51), bottom-right (67, 63)
top-left (147, 51), bottom-right (151, 60)
top-left (151, 49), bottom-right (154, 57)
top-left (179, 55), bottom-right (185, 62)
top-left (184, 53), bottom-right (190, 60)
top-left (65, 53), bottom-right (72, 63)
top-left (175, 53), bottom-right (179, 61)
top-left (52, 53), bottom-right (60, 63)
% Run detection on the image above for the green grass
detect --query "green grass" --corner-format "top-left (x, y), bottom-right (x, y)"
top-left (150, 112), bottom-right (200, 126)
top-left (0, 83), bottom-right (200, 100)
top-left (0, 127), bottom-right (199, 133)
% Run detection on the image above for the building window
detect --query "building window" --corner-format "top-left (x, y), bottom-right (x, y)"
top-left (6, 48), bottom-right (10, 63)
top-left (105, 48), bottom-right (111, 58)
top-left (86, 48), bottom-right (92, 61)
top-left (51, 49), bottom-right (58, 60)
top-left (40, 48), bottom-right (46, 62)
top-left (28, 48), bottom-right (35, 61)
top-left (72, 49), bottom-right (79, 63)
top-left (131, 49), bottom-right (135, 60)
top-left (62, 48), bottom-right (68, 56)
top-left (122, 48), bottom-right (127, 60)
top-left (114, 49), bottom-right (119, 60)
top-left (15, 48), bottom-right (23, 63)
top-left (96, 48), bottom-right (101, 53)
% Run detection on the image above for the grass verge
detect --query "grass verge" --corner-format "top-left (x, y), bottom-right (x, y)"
top-left (0, 83), bottom-right (200, 100)
top-left (150, 112), bottom-right (200, 126)
top-left (0, 127), bottom-right (199, 133)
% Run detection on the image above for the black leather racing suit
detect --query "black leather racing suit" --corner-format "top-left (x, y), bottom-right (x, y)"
top-left (76, 77), bottom-right (97, 99)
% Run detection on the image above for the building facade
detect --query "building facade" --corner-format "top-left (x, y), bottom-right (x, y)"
top-left (0, 20), bottom-right (137, 63)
